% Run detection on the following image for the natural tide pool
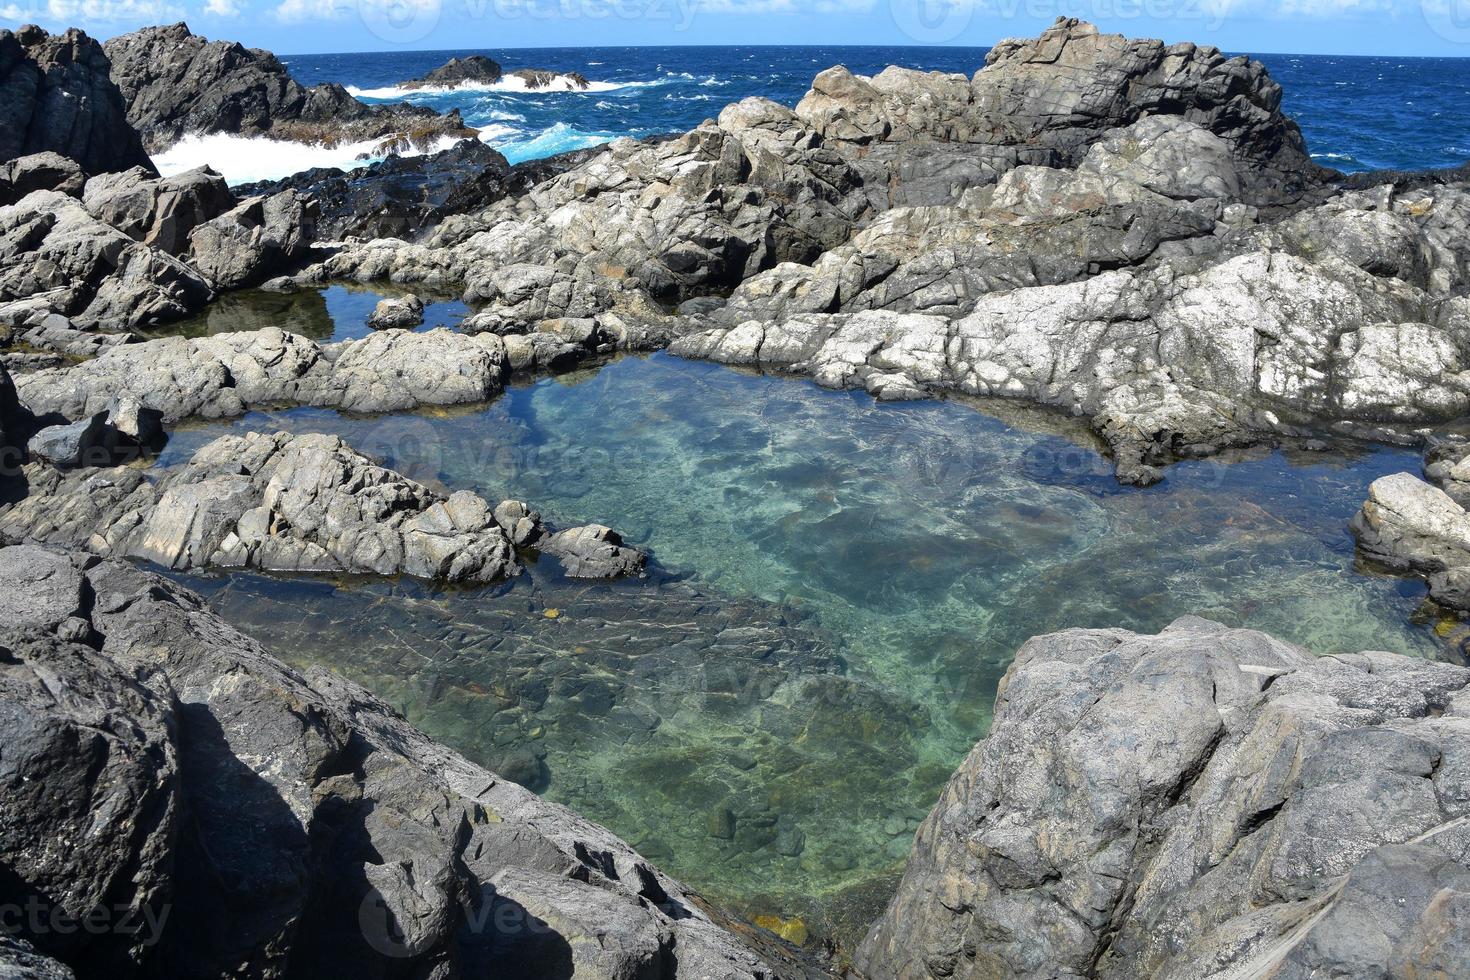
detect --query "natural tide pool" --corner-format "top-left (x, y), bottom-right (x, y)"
top-left (160, 351), bottom-right (1443, 951)
top-left (148, 284), bottom-right (472, 343)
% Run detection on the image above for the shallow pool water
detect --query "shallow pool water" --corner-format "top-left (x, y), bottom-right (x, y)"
top-left (150, 284), bottom-right (471, 343)
top-left (161, 352), bottom-right (1442, 950)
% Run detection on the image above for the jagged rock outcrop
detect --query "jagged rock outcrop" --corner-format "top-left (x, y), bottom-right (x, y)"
top-left (12, 326), bottom-right (509, 420)
top-left (0, 544), bottom-right (811, 978)
top-left (0, 430), bottom-right (643, 583)
top-left (797, 17), bottom-right (1321, 206)
top-left (0, 189), bottom-right (213, 330)
top-left (0, 25), bottom-right (154, 176)
top-left (101, 23), bottom-right (473, 153)
top-left (855, 616), bottom-right (1470, 979)
top-left (509, 68), bottom-right (591, 91)
top-left (0, 167), bottom-right (315, 329)
top-left (402, 54), bottom-right (503, 89)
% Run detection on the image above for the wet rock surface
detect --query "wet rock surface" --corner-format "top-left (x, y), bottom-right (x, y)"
top-left (101, 23), bottom-right (473, 153)
top-left (856, 616), bottom-right (1470, 980)
top-left (0, 543), bottom-right (818, 979)
top-left (0, 25), bottom-right (154, 176)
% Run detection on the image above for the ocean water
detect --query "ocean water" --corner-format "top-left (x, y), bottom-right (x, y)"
top-left (156, 45), bottom-right (1470, 181)
top-left (152, 287), bottom-right (1450, 949)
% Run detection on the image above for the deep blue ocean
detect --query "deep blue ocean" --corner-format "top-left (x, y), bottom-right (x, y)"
top-left (280, 45), bottom-right (1470, 173)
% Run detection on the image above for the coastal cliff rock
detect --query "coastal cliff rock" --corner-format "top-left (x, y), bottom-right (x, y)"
top-left (0, 543), bottom-right (807, 978)
top-left (101, 23), bottom-right (473, 153)
top-left (0, 25), bottom-right (154, 176)
top-left (0, 430), bottom-right (644, 583)
top-left (797, 17), bottom-right (1321, 204)
top-left (855, 616), bottom-right (1470, 979)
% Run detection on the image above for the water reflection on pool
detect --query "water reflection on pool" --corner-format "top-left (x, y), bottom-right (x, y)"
top-left (162, 352), bottom-right (1440, 950)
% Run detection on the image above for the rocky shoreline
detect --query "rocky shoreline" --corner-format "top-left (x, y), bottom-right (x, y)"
top-left (3, 14), bottom-right (1470, 979)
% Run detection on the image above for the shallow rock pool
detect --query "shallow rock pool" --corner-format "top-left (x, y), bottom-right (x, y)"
top-left (161, 349), bottom-right (1443, 950)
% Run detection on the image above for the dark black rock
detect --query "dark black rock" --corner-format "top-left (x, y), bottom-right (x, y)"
top-left (25, 413), bottom-right (110, 469)
top-left (0, 25), bottom-right (154, 176)
top-left (403, 54), bottom-right (502, 90)
top-left (0, 152), bottom-right (84, 205)
top-left (101, 23), bottom-right (471, 153)
top-left (237, 139), bottom-right (515, 241)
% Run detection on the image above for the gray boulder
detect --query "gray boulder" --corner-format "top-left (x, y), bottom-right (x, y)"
top-left (0, 544), bottom-right (816, 979)
top-left (25, 412), bottom-right (108, 469)
top-left (187, 190), bottom-right (317, 290)
top-left (0, 25), bottom-right (154, 176)
top-left (541, 523), bottom-right (647, 579)
top-left (856, 616), bottom-right (1470, 979)
top-left (82, 165), bottom-right (235, 256)
top-left (1351, 470), bottom-right (1470, 609)
top-left (365, 292), bottom-right (423, 330)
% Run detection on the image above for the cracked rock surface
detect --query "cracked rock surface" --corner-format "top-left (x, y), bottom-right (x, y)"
top-left (855, 615), bottom-right (1470, 980)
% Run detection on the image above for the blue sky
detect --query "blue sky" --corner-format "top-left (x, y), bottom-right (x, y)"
top-left (5, 0), bottom-right (1470, 56)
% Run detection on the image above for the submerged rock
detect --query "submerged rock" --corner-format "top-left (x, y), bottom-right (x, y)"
top-left (856, 616), bottom-right (1470, 979)
top-left (0, 25), bottom-right (154, 176)
top-left (102, 23), bottom-right (473, 153)
top-left (0, 543), bottom-right (819, 979)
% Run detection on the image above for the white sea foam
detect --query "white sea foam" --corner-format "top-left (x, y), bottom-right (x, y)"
top-left (152, 131), bottom-right (466, 185)
top-left (348, 75), bottom-right (660, 99)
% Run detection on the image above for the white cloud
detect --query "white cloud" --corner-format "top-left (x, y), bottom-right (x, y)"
top-left (41, 0), bottom-right (184, 19)
top-left (205, 0), bottom-right (241, 14)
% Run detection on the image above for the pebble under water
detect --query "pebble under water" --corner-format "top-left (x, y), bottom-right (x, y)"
top-left (156, 295), bottom-right (1446, 950)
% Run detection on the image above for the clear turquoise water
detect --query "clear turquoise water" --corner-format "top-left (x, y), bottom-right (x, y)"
top-left (160, 338), bottom-right (1443, 947)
